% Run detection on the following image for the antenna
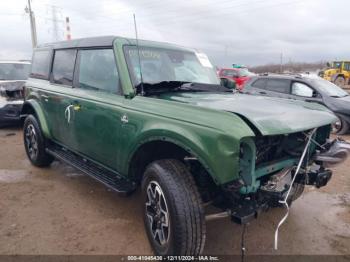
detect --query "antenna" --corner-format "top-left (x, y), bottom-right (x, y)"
top-left (133, 14), bottom-right (145, 96)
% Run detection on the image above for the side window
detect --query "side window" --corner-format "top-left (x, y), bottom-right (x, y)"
top-left (251, 79), bottom-right (267, 88)
top-left (31, 50), bottom-right (51, 79)
top-left (291, 82), bottom-right (314, 97)
top-left (77, 49), bottom-right (120, 94)
top-left (344, 62), bottom-right (350, 71)
top-left (52, 49), bottom-right (77, 86)
top-left (265, 79), bottom-right (290, 93)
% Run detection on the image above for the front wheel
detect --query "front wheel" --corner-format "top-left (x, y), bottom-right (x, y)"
top-left (332, 115), bottom-right (349, 135)
top-left (23, 115), bottom-right (54, 167)
top-left (141, 159), bottom-right (206, 255)
top-left (334, 76), bottom-right (346, 88)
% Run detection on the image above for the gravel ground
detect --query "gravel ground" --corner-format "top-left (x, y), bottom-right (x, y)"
top-left (0, 127), bottom-right (349, 256)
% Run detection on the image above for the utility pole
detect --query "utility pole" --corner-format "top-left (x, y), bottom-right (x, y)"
top-left (50, 5), bottom-right (61, 41)
top-left (65, 17), bottom-right (71, 40)
top-left (25, 0), bottom-right (37, 48)
top-left (280, 52), bottom-right (283, 73)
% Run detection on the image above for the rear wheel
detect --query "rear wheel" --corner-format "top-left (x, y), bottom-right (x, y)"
top-left (23, 115), bottom-right (54, 167)
top-left (141, 159), bottom-right (205, 255)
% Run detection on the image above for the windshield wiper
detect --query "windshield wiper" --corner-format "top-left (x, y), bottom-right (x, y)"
top-left (135, 81), bottom-right (188, 95)
top-left (135, 81), bottom-right (233, 95)
top-left (176, 82), bottom-right (233, 93)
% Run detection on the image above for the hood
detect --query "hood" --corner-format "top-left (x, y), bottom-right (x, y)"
top-left (326, 95), bottom-right (350, 115)
top-left (158, 92), bottom-right (337, 136)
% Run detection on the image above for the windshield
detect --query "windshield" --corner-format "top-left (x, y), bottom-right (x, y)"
top-left (0, 63), bottom-right (30, 80)
top-left (124, 46), bottom-right (220, 88)
top-left (312, 78), bottom-right (348, 97)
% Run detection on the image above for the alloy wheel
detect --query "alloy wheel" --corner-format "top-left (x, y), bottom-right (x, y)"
top-left (332, 119), bottom-right (342, 134)
top-left (145, 181), bottom-right (170, 246)
top-left (25, 124), bottom-right (39, 160)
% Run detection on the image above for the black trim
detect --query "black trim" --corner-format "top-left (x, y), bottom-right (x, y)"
top-left (37, 36), bottom-right (115, 50)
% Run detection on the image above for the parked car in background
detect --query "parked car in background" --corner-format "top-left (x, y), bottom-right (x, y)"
top-left (217, 67), bottom-right (252, 90)
top-left (0, 60), bottom-right (31, 127)
top-left (244, 73), bottom-right (350, 134)
top-left (22, 36), bottom-right (347, 255)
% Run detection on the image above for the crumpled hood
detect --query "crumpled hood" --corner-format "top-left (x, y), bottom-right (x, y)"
top-left (158, 92), bottom-right (337, 135)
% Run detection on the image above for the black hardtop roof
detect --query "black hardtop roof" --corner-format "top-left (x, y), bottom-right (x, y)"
top-left (35, 35), bottom-right (194, 52)
top-left (36, 35), bottom-right (117, 50)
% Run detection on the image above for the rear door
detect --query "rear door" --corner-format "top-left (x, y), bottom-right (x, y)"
top-left (40, 49), bottom-right (77, 145)
top-left (68, 48), bottom-right (124, 170)
top-left (247, 78), bottom-right (268, 95)
top-left (264, 78), bottom-right (291, 99)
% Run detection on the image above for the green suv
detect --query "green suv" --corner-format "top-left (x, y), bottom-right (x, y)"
top-left (22, 36), bottom-right (349, 255)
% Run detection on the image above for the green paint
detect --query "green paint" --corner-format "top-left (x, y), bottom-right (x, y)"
top-left (23, 36), bottom-right (336, 188)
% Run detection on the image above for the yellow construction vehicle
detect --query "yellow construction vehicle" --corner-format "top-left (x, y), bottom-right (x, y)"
top-left (319, 61), bottom-right (350, 87)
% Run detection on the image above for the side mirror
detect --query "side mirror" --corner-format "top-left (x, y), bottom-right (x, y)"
top-left (312, 91), bottom-right (319, 98)
top-left (220, 78), bottom-right (237, 90)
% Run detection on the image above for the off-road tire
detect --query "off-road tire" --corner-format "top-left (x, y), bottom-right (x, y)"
top-left (332, 115), bottom-right (349, 135)
top-left (23, 114), bottom-right (54, 167)
top-left (141, 159), bottom-right (206, 255)
top-left (287, 183), bottom-right (304, 206)
top-left (334, 76), bottom-right (346, 88)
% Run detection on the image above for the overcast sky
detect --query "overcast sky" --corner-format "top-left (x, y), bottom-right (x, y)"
top-left (0, 0), bottom-right (348, 66)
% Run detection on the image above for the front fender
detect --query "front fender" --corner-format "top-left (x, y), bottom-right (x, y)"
top-left (124, 122), bottom-right (243, 185)
top-left (21, 99), bottom-right (51, 139)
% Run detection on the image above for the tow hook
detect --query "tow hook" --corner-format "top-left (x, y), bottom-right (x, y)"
top-left (306, 169), bottom-right (332, 188)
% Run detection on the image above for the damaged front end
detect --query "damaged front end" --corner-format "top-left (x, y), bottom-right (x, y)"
top-left (207, 125), bottom-right (350, 247)
top-left (0, 81), bottom-right (25, 126)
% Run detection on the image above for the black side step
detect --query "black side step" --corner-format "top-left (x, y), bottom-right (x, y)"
top-left (46, 145), bottom-right (136, 196)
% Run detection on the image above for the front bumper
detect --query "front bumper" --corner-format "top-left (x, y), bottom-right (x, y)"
top-left (0, 98), bottom-right (23, 126)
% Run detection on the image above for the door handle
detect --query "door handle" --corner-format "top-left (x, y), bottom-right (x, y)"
top-left (259, 91), bottom-right (266, 95)
top-left (73, 104), bottom-right (81, 111)
top-left (64, 105), bottom-right (73, 124)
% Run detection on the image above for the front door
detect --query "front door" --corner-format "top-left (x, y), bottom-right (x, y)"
top-left (290, 81), bottom-right (323, 104)
top-left (68, 48), bottom-right (124, 171)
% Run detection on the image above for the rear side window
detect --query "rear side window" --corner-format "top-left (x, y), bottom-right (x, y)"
top-left (31, 50), bottom-right (51, 79)
top-left (77, 49), bottom-right (120, 94)
top-left (251, 78), bottom-right (267, 88)
top-left (52, 49), bottom-right (77, 86)
top-left (265, 79), bottom-right (290, 93)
